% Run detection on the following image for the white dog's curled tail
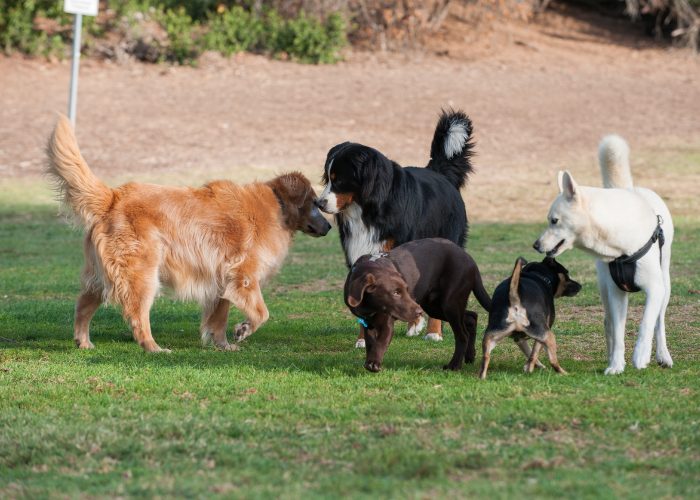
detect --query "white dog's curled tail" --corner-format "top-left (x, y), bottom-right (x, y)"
top-left (598, 134), bottom-right (633, 189)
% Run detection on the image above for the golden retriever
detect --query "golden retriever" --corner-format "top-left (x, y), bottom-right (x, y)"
top-left (46, 116), bottom-right (330, 352)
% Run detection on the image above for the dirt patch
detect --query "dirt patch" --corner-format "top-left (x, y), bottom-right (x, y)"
top-left (0, 8), bottom-right (698, 223)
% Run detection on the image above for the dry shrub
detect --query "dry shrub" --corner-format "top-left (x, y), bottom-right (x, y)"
top-left (625, 0), bottom-right (700, 48)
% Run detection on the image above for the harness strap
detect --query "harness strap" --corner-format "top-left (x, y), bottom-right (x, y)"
top-left (609, 216), bottom-right (665, 293)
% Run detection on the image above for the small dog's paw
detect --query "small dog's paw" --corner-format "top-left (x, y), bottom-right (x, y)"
top-left (406, 316), bottom-right (426, 337)
top-left (354, 338), bottom-right (366, 349)
top-left (233, 321), bottom-right (253, 342)
top-left (75, 340), bottom-right (95, 349)
top-left (424, 333), bottom-right (443, 342)
top-left (604, 364), bottom-right (625, 375)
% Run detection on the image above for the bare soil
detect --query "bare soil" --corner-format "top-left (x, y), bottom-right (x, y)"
top-left (1, 8), bottom-right (698, 222)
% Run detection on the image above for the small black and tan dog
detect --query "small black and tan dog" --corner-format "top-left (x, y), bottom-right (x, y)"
top-left (344, 238), bottom-right (491, 372)
top-left (479, 257), bottom-right (581, 379)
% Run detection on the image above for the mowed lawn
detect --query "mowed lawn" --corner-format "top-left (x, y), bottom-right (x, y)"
top-left (1, 200), bottom-right (699, 498)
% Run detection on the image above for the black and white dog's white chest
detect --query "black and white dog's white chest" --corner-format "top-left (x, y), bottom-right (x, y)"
top-left (339, 203), bottom-right (387, 266)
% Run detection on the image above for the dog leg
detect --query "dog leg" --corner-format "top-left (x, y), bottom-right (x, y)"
top-left (406, 315), bottom-right (426, 337)
top-left (444, 313), bottom-right (468, 371)
top-left (632, 280), bottom-right (665, 370)
top-left (525, 341), bottom-right (544, 373)
top-left (224, 277), bottom-right (269, 343)
top-left (479, 329), bottom-right (512, 379)
top-left (515, 338), bottom-right (545, 371)
top-left (116, 267), bottom-right (168, 353)
top-left (123, 306), bottom-right (169, 353)
top-left (201, 298), bottom-right (237, 351)
top-left (355, 327), bottom-right (366, 349)
top-left (74, 289), bottom-right (102, 349)
top-left (654, 265), bottom-right (673, 368)
top-left (464, 310), bottom-right (478, 364)
top-left (542, 331), bottom-right (567, 374)
top-left (424, 317), bottom-right (443, 342)
top-left (597, 261), bottom-right (627, 375)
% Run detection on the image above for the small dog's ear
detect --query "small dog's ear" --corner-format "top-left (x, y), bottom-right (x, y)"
top-left (563, 279), bottom-right (582, 297)
top-left (347, 273), bottom-right (376, 308)
top-left (559, 171), bottom-right (578, 201)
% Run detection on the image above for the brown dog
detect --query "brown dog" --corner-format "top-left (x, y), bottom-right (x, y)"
top-left (46, 116), bottom-right (330, 353)
top-left (344, 238), bottom-right (491, 372)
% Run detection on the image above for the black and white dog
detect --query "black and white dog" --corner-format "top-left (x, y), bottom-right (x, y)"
top-left (317, 110), bottom-right (476, 347)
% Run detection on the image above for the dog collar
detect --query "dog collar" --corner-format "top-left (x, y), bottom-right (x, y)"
top-left (527, 271), bottom-right (554, 290)
top-left (357, 317), bottom-right (369, 328)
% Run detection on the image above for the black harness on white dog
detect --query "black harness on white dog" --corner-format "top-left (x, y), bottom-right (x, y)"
top-left (608, 216), bottom-right (665, 293)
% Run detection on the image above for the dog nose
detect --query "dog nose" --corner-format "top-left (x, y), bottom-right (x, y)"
top-left (533, 240), bottom-right (541, 252)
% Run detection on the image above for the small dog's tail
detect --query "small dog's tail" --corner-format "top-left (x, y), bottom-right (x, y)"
top-left (426, 109), bottom-right (475, 189)
top-left (598, 134), bottom-right (633, 189)
top-left (507, 257), bottom-right (530, 329)
top-left (46, 115), bottom-right (113, 227)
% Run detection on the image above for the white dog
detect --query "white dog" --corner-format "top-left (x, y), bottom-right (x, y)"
top-left (534, 135), bottom-right (673, 374)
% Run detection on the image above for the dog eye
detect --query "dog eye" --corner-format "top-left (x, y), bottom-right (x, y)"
top-left (550, 217), bottom-right (559, 225)
top-left (393, 289), bottom-right (401, 296)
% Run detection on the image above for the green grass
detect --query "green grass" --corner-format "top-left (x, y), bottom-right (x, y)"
top-left (1, 202), bottom-right (699, 498)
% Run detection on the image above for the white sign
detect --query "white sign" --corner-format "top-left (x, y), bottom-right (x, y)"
top-left (64, 0), bottom-right (99, 17)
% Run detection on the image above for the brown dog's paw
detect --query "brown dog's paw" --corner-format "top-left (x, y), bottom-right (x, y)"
top-left (364, 361), bottom-right (381, 372)
top-left (75, 339), bottom-right (95, 349)
top-left (233, 321), bottom-right (253, 342)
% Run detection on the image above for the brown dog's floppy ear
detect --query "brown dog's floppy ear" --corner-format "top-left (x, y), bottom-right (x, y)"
top-left (347, 273), bottom-right (376, 308)
top-left (270, 172), bottom-right (310, 206)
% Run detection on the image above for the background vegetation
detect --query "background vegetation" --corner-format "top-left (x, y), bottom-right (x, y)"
top-left (1, 1), bottom-right (698, 64)
top-left (1, 193), bottom-right (698, 496)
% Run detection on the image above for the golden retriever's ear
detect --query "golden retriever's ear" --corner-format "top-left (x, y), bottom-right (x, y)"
top-left (347, 273), bottom-right (376, 308)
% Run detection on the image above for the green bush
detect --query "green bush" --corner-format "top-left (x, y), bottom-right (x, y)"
top-left (203, 5), bottom-right (263, 56)
top-left (271, 11), bottom-right (346, 64)
top-left (159, 7), bottom-right (200, 64)
top-left (0, 1), bottom-right (347, 64)
top-left (0, 0), bottom-right (70, 57)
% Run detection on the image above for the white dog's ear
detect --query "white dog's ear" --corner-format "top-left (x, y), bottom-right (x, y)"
top-left (559, 171), bottom-right (577, 201)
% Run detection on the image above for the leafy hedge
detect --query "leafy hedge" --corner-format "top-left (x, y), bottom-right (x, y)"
top-left (0, 1), bottom-right (347, 64)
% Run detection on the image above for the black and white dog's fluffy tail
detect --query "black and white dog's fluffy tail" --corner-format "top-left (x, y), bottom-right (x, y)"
top-left (427, 110), bottom-right (475, 190)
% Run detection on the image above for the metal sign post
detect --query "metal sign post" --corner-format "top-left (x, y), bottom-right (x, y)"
top-left (64, 0), bottom-right (99, 127)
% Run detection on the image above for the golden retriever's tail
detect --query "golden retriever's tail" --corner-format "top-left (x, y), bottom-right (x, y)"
top-left (46, 115), bottom-right (113, 226)
top-left (598, 134), bottom-right (633, 189)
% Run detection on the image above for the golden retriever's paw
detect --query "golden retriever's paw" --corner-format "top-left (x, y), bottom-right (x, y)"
top-left (233, 321), bottom-right (253, 342)
top-left (216, 342), bottom-right (239, 352)
top-left (423, 332), bottom-right (443, 342)
top-left (75, 339), bottom-right (95, 349)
